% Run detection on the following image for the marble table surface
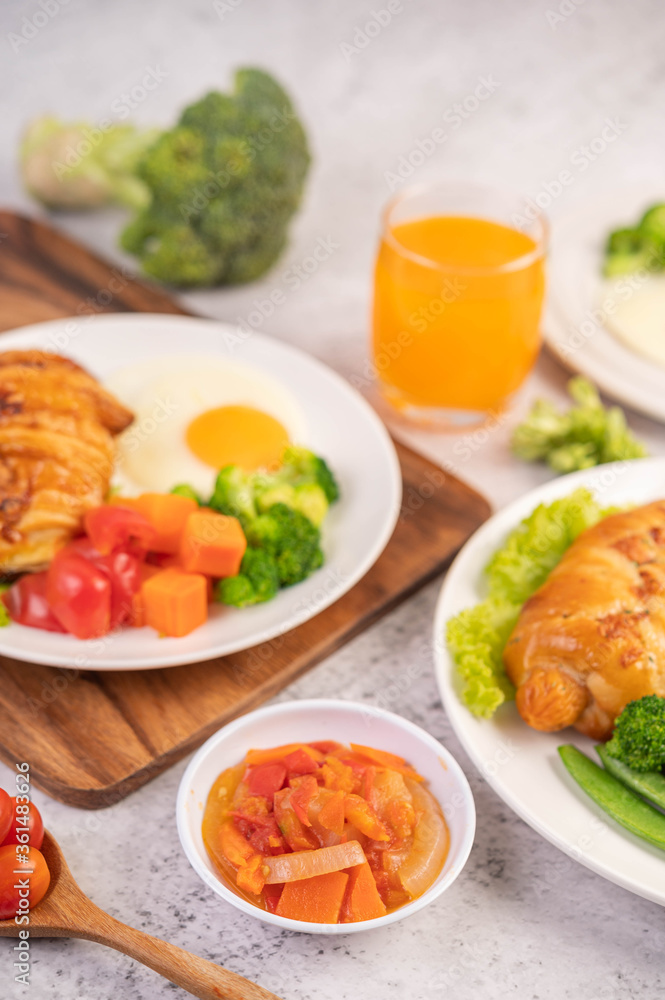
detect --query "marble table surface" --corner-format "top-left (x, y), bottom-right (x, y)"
top-left (2, 0), bottom-right (665, 996)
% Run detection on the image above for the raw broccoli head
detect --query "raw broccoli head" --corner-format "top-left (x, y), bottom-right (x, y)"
top-left (247, 502), bottom-right (323, 586)
top-left (216, 546), bottom-right (279, 607)
top-left (256, 480), bottom-right (329, 527)
top-left (119, 68), bottom-right (310, 287)
top-left (605, 695), bottom-right (665, 772)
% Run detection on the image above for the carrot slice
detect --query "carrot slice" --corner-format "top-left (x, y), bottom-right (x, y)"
top-left (219, 819), bottom-right (254, 868)
top-left (350, 744), bottom-right (424, 780)
top-left (317, 790), bottom-right (345, 836)
top-left (264, 841), bottom-right (365, 884)
top-left (245, 744), bottom-right (324, 767)
top-left (179, 510), bottom-right (246, 577)
top-left (276, 871), bottom-right (349, 923)
top-left (341, 862), bottom-right (387, 922)
top-left (142, 567), bottom-right (207, 637)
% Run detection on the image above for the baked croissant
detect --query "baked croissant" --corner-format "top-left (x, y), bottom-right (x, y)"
top-left (0, 350), bottom-right (133, 573)
top-left (503, 501), bottom-right (665, 741)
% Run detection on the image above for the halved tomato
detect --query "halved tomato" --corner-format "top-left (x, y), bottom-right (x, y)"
top-left (2, 573), bottom-right (66, 633)
top-left (46, 550), bottom-right (111, 638)
top-left (84, 505), bottom-right (156, 556)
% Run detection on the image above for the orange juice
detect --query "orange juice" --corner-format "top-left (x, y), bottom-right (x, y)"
top-left (372, 215), bottom-right (545, 414)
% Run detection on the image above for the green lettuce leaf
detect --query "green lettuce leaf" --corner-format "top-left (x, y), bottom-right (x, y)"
top-left (446, 487), bottom-right (614, 718)
top-left (511, 377), bottom-right (647, 473)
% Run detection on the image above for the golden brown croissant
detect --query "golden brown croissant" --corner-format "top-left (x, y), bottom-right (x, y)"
top-left (0, 350), bottom-right (133, 573)
top-left (503, 501), bottom-right (665, 741)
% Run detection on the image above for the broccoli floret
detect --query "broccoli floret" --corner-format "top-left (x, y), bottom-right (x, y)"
top-left (291, 483), bottom-right (329, 526)
top-left (279, 446), bottom-right (340, 503)
top-left (639, 204), bottom-right (665, 247)
top-left (246, 502), bottom-right (323, 586)
top-left (256, 483), bottom-right (297, 512)
top-left (216, 547), bottom-right (279, 607)
top-left (605, 695), bottom-right (665, 772)
top-left (209, 465), bottom-right (258, 526)
top-left (170, 483), bottom-right (201, 504)
top-left (120, 68), bottom-right (310, 287)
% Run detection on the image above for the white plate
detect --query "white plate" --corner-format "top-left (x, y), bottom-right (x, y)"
top-left (545, 186), bottom-right (665, 423)
top-left (434, 457), bottom-right (665, 907)
top-left (0, 314), bottom-right (401, 670)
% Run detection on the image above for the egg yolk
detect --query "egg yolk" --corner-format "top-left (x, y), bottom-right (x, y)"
top-left (186, 405), bottom-right (290, 471)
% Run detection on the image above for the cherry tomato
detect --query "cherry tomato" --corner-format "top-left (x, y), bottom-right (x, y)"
top-left (0, 844), bottom-right (50, 920)
top-left (1, 798), bottom-right (44, 850)
top-left (46, 550), bottom-right (111, 639)
top-left (84, 505), bottom-right (156, 556)
top-left (0, 791), bottom-right (11, 844)
top-left (67, 539), bottom-right (141, 628)
top-left (2, 573), bottom-right (66, 633)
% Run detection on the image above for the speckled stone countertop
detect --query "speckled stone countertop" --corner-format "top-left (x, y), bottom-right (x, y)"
top-left (2, 1), bottom-right (665, 996)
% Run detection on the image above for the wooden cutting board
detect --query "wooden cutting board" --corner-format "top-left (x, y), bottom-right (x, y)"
top-left (0, 211), bottom-right (491, 808)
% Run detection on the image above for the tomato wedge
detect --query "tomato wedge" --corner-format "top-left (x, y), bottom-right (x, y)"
top-left (2, 573), bottom-right (66, 633)
top-left (46, 550), bottom-right (111, 638)
top-left (67, 538), bottom-right (141, 628)
top-left (84, 505), bottom-right (156, 556)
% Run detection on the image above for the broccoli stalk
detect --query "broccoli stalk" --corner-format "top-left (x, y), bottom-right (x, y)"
top-left (605, 695), bottom-right (665, 772)
top-left (21, 117), bottom-right (157, 210)
top-left (20, 68), bottom-right (310, 288)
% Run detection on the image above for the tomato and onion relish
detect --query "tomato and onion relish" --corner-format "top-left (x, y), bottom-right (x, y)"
top-left (202, 741), bottom-right (449, 924)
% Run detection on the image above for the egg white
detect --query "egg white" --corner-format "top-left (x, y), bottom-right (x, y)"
top-left (105, 356), bottom-right (308, 496)
top-left (603, 274), bottom-right (665, 369)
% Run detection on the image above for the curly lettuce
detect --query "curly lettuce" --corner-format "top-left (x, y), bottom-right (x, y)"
top-left (446, 488), bottom-right (614, 718)
top-left (511, 377), bottom-right (647, 473)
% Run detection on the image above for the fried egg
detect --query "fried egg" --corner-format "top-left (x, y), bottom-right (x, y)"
top-left (105, 356), bottom-right (307, 495)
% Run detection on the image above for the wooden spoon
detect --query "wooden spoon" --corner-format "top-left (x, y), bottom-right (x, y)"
top-left (0, 831), bottom-right (282, 1000)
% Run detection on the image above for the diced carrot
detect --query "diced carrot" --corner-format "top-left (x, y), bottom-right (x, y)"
top-left (219, 819), bottom-right (254, 868)
top-left (179, 511), bottom-right (246, 577)
top-left (344, 794), bottom-right (390, 841)
top-left (276, 871), bottom-right (349, 923)
top-left (350, 744), bottom-right (424, 781)
top-left (245, 744), bottom-right (324, 767)
top-left (236, 853), bottom-right (267, 895)
top-left (129, 563), bottom-right (162, 627)
top-left (134, 493), bottom-right (198, 554)
top-left (264, 841), bottom-right (365, 884)
top-left (317, 790), bottom-right (345, 836)
top-left (142, 567), bottom-right (207, 637)
top-left (341, 862), bottom-right (387, 922)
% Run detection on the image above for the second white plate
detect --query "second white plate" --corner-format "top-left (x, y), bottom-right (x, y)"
top-left (434, 458), bottom-right (665, 907)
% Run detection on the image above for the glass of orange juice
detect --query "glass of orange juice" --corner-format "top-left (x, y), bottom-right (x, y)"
top-left (371, 181), bottom-right (548, 427)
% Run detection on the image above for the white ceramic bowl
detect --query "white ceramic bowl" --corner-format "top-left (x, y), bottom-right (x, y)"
top-left (177, 698), bottom-right (476, 934)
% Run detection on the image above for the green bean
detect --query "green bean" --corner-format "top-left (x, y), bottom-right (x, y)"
top-left (558, 745), bottom-right (665, 851)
